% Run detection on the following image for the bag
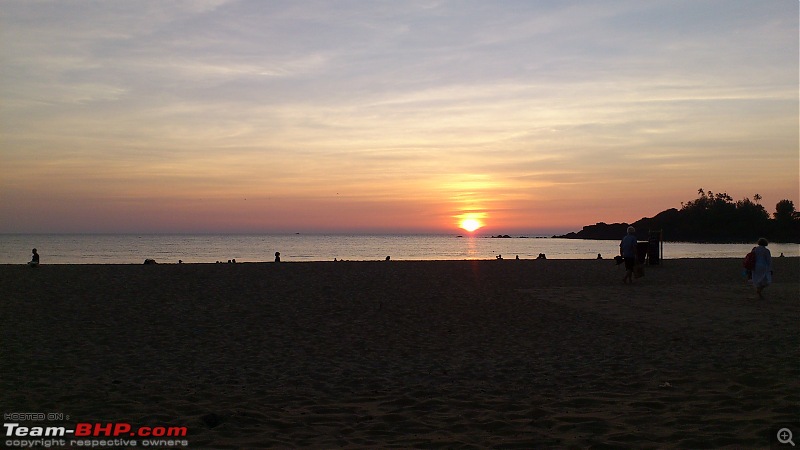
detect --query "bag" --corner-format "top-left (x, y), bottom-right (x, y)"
top-left (743, 251), bottom-right (755, 270)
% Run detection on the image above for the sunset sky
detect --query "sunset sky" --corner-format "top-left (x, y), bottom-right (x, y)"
top-left (1, 0), bottom-right (797, 234)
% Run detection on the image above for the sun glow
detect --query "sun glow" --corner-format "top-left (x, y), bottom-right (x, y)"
top-left (459, 218), bottom-right (483, 232)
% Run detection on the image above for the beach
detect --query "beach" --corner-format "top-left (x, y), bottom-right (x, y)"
top-left (1, 258), bottom-right (798, 449)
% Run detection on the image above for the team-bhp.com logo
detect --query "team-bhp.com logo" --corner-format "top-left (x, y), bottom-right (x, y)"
top-left (6, 422), bottom-right (187, 437)
top-left (4, 421), bottom-right (189, 448)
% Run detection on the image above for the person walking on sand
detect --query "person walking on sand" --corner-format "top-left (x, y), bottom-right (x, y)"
top-left (28, 248), bottom-right (39, 267)
top-left (620, 226), bottom-right (637, 284)
top-left (751, 238), bottom-right (772, 298)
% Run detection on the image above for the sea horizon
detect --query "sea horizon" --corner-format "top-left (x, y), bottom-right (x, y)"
top-left (1, 233), bottom-right (797, 265)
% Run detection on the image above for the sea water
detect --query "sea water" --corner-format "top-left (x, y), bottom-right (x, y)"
top-left (0, 234), bottom-right (797, 264)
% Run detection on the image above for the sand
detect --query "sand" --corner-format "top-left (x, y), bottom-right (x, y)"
top-left (1, 258), bottom-right (798, 449)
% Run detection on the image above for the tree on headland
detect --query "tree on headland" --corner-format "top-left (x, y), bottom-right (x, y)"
top-left (558, 189), bottom-right (799, 243)
top-left (774, 199), bottom-right (798, 222)
top-left (772, 199), bottom-right (800, 242)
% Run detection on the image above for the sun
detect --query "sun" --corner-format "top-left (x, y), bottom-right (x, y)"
top-left (456, 211), bottom-right (487, 233)
top-left (459, 218), bottom-right (483, 232)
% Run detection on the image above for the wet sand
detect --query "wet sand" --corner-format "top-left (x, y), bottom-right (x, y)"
top-left (1, 258), bottom-right (798, 448)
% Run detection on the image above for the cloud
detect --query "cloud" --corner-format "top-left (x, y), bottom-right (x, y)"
top-left (1, 0), bottom-right (797, 232)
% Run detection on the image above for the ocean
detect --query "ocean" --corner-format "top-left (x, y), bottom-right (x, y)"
top-left (1, 234), bottom-right (797, 264)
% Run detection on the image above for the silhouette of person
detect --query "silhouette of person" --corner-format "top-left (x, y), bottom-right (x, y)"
top-left (620, 226), bottom-right (637, 284)
top-left (751, 238), bottom-right (772, 298)
top-left (28, 248), bottom-right (39, 267)
top-left (275, 252), bottom-right (281, 262)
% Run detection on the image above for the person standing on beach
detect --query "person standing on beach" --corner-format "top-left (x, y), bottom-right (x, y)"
top-left (751, 238), bottom-right (772, 298)
top-left (620, 227), bottom-right (637, 284)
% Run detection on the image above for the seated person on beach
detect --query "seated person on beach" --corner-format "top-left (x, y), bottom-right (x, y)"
top-left (28, 248), bottom-right (39, 267)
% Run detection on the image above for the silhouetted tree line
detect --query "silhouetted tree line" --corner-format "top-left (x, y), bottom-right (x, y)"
top-left (557, 189), bottom-right (799, 243)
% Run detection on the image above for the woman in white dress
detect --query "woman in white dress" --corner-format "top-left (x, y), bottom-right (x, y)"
top-left (751, 238), bottom-right (772, 298)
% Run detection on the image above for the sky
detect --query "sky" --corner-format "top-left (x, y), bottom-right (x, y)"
top-left (1, 0), bottom-right (797, 234)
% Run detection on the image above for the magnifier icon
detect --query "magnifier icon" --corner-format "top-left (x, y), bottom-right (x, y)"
top-left (778, 428), bottom-right (795, 446)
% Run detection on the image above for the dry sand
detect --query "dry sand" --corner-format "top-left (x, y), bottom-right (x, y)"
top-left (1, 258), bottom-right (798, 449)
